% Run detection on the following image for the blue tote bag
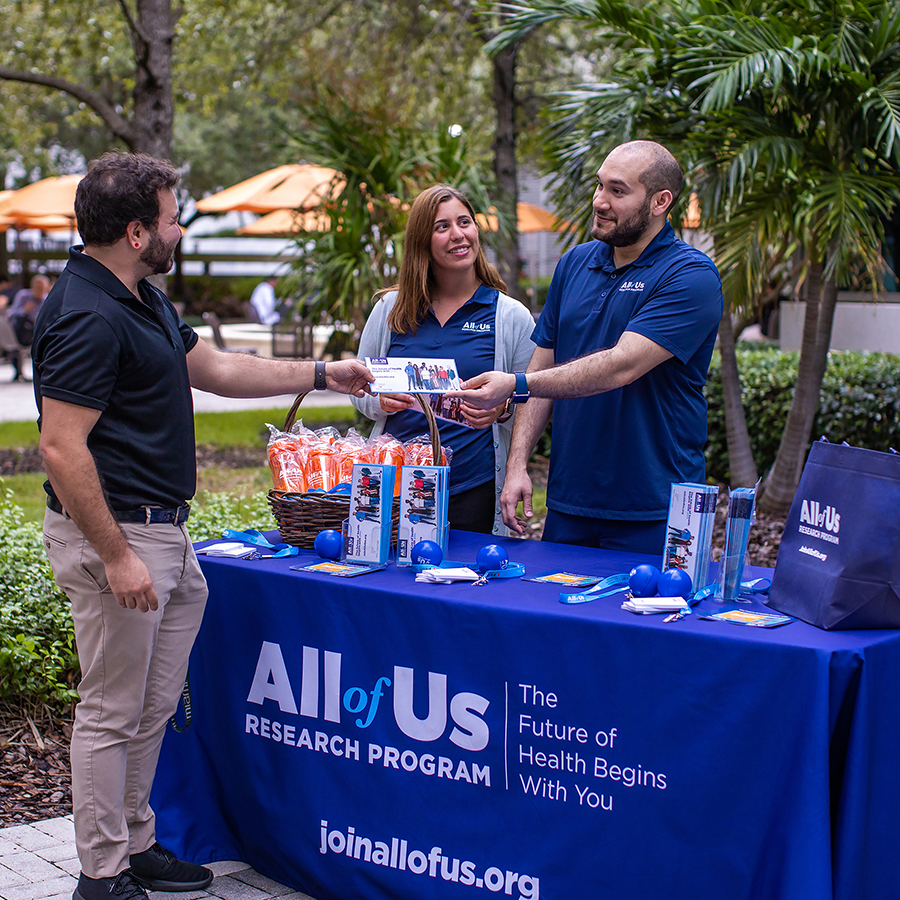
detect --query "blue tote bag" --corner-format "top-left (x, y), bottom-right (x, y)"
top-left (766, 439), bottom-right (900, 629)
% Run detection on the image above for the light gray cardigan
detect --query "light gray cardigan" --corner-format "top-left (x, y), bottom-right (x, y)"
top-left (351, 290), bottom-right (536, 536)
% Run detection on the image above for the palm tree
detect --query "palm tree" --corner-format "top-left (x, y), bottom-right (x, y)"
top-left (492, 0), bottom-right (900, 513)
top-left (284, 87), bottom-right (501, 337)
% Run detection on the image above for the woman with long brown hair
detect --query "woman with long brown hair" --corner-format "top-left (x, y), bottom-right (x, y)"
top-left (352, 184), bottom-right (535, 535)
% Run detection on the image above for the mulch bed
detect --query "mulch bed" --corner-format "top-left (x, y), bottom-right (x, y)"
top-left (0, 704), bottom-right (73, 827)
top-left (0, 450), bottom-right (784, 828)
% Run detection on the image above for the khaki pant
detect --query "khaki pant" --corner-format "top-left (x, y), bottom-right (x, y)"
top-left (43, 509), bottom-right (208, 878)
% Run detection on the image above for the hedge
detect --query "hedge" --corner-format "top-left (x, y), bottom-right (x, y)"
top-left (704, 346), bottom-right (900, 483)
top-left (0, 486), bottom-right (274, 712)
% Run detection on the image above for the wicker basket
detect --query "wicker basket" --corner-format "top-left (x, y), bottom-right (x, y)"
top-left (267, 391), bottom-right (442, 548)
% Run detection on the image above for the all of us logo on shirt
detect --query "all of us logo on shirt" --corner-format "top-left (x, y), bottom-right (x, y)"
top-left (461, 321), bottom-right (492, 332)
top-left (618, 281), bottom-right (646, 292)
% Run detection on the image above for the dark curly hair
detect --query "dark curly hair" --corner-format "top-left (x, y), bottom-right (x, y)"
top-left (75, 151), bottom-right (180, 246)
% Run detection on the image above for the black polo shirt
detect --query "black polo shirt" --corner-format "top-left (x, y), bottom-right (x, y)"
top-left (32, 247), bottom-right (199, 510)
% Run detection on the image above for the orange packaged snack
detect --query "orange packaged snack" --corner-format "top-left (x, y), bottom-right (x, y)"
top-left (403, 436), bottom-right (450, 467)
top-left (266, 426), bottom-right (307, 492)
top-left (305, 444), bottom-right (339, 492)
top-left (373, 435), bottom-right (406, 493)
top-left (333, 429), bottom-right (367, 485)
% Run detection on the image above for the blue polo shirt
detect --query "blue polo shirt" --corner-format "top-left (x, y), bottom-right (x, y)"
top-left (32, 247), bottom-right (199, 510)
top-left (533, 222), bottom-right (723, 520)
top-left (387, 284), bottom-right (497, 494)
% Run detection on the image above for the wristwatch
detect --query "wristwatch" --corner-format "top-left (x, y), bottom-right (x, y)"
top-left (510, 371), bottom-right (529, 404)
top-left (314, 361), bottom-right (327, 391)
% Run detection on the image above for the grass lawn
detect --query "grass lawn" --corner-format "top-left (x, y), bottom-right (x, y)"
top-left (0, 406), bottom-right (358, 523)
top-left (0, 406), bottom-right (547, 527)
top-left (0, 406), bottom-right (359, 451)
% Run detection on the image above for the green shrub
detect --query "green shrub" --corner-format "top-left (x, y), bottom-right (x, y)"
top-left (186, 489), bottom-right (275, 542)
top-left (0, 485), bottom-right (278, 711)
top-left (704, 347), bottom-right (900, 482)
top-left (0, 486), bottom-right (78, 708)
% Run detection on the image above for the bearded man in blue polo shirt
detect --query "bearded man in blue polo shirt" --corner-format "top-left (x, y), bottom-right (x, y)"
top-left (452, 141), bottom-right (723, 554)
top-left (32, 152), bottom-right (372, 900)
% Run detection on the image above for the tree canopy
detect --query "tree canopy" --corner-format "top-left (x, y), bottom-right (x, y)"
top-left (493, 0), bottom-right (900, 510)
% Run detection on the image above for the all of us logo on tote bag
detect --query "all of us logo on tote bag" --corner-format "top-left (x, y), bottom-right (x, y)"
top-left (766, 438), bottom-right (900, 629)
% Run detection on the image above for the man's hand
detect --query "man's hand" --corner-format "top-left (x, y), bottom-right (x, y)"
top-left (324, 359), bottom-right (375, 397)
top-left (105, 548), bottom-right (159, 612)
top-left (378, 392), bottom-right (416, 414)
top-left (448, 371), bottom-right (515, 410)
top-left (461, 400), bottom-right (506, 430)
top-left (500, 464), bottom-right (534, 535)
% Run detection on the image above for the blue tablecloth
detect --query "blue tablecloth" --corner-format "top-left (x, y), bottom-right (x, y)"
top-left (151, 531), bottom-right (900, 900)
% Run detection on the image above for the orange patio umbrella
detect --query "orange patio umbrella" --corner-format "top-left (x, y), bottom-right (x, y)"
top-left (0, 174), bottom-right (82, 225)
top-left (195, 164), bottom-right (343, 215)
top-left (683, 194), bottom-right (701, 229)
top-left (234, 208), bottom-right (332, 236)
top-left (0, 213), bottom-right (75, 233)
top-left (477, 201), bottom-right (568, 234)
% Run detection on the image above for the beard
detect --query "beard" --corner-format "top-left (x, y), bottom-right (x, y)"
top-left (140, 229), bottom-right (179, 275)
top-left (591, 194), bottom-right (653, 247)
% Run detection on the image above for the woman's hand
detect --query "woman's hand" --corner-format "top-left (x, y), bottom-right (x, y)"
top-left (378, 392), bottom-right (416, 415)
top-left (460, 400), bottom-right (506, 429)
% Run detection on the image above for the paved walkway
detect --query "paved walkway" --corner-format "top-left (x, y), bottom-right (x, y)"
top-left (0, 361), bottom-right (353, 424)
top-left (0, 818), bottom-right (314, 900)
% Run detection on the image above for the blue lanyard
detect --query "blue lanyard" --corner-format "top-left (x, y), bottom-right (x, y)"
top-left (559, 574), bottom-right (771, 606)
top-left (559, 573), bottom-right (630, 605)
top-left (221, 529), bottom-right (299, 557)
top-left (411, 560), bottom-right (527, 580)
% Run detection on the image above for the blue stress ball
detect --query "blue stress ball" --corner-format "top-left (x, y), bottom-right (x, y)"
top-left (476, 544), bottom-right (509, 573)
top-left (412, 540), bottom-right (443, 567)
top-left (314, 529), bottom-right (343, 560)
top-left (658, 567), bottom-right (693, 597)
top-left (628, 564), bottom-right (660, 598)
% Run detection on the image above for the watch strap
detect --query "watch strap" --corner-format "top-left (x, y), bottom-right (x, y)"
top-left (314, 360), bottom-right (327, 391)
top-left (511, 371), bottom-right (529, 403)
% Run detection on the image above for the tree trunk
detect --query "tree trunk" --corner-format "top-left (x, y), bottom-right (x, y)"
top-left (758, 263), bottom-right (838, 516)
top-left (130, 0), bottom-right (177, 159)
top-left (491, 43), bottom-right (520, 297)
top-left (718, 305), bottom-right (758, 486)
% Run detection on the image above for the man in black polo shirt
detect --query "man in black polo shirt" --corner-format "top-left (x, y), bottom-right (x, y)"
top-left (32, 152), bottom-right (372, 900)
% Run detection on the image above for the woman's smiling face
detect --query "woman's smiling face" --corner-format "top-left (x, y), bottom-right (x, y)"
top-left (430, 197), bottom-right (480, 277)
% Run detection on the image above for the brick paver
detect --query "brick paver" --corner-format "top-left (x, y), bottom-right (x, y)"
top-left (0, 820), bottom-right (316, 900)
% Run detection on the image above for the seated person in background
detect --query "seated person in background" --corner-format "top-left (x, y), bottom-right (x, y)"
top-left (0, 279), bottom-right (15, 311)
top-left (352, 184), bottom-right (535, 535)
top-left (7, 273), bottom-right (51, 381)
top-left (249, 276), bottom-right (280, 325)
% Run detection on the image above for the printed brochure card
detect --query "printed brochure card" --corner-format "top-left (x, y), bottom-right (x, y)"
top-left (345, 463), bottom-right (395, 565)
top-left (422, 392), bottom-right (474, 428)
top-left (290, 561), bottom-right (385, 577)
top-left (697, 608), bottom-right (794, 628)
top-left (396, 464), bottom-right (450, 566)
top-left (365, 357), bottom-right (461, 394)
top-left (522, 571), bottom-right (604, 587)
top-left (663, 483), bottom-right (718, 593)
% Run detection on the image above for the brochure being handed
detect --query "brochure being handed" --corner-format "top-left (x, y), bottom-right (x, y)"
top-left (365, 357), bottom-right (461, 394)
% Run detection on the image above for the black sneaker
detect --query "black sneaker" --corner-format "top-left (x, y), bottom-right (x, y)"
top-left (74, 871), bottom-right (148, 900)
top-left (129, 843), bottom-right (214, 892)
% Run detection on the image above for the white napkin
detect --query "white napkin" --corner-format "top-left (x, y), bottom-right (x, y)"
top-left (196, 542), bottom-right (258, 559)
top-left (621, 597), bottom-right (690, 615)
top-left (415, 566), bottom-right (480, 583)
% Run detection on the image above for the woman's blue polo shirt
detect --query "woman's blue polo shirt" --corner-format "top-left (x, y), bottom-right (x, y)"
top-left (533, 222), bottom-right (724, 520)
